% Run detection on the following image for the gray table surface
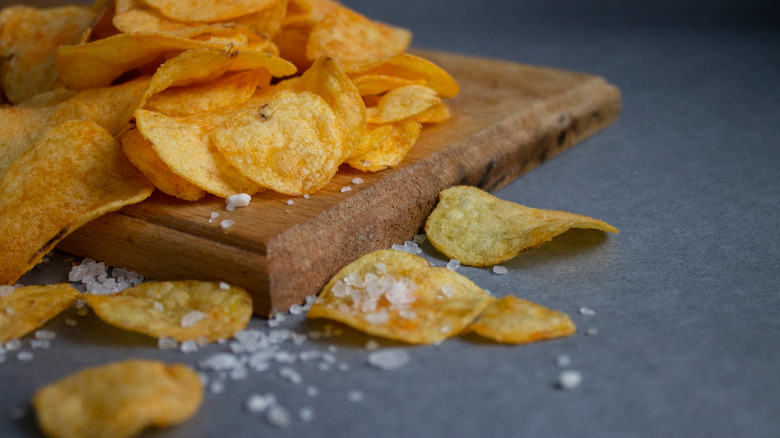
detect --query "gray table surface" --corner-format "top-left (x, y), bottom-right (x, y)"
top-left (2, 0), bottom-right (779, 437)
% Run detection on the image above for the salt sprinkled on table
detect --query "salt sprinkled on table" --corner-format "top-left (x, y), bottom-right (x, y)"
top-left (225, 193), bottom-right (251, 211)
top-left (367, 348), bottom-right (411, 370)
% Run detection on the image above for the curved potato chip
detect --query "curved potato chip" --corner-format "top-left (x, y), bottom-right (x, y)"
top-left (466, 295), bottom-right (576, 344)
top-left (351, 74), bottom-right (426, 96)
top-left (0, 120), bottom-right (154, 285)
top-left (0, 5), bottom-right (95, 103)
top-left (83, 280), bottom-right (253, 342)
top-left (120, 128), bottom-right (206, 201)
top-left (273, 18), bottom-right (315, 71)
top-left (307, 249), bottom-right (494, 344)
top-left (0, 284), bottom-right (81, 344)
top-left (347, 52), bottom-right (460, 98)
top-left (365, 84), bottom-right (441, 124)
top-left (212, 89), bottom-right (342, 195)
top-left (33, 359), bottom-right (202, 438)
top-left (425, 186), bottom-right (619, 266)
top-left (345, 119), bottom-right (421, 172)
top-left (230, 0), bottom-right (288, 40)
top-left (143, 0), bottom-right (277, 22)
top-left (306, 7), bottom-right (411, 66)
top-left (414, 102), bottom-right (451, 123)
top-left (135, 108), bottom-right (262, 197)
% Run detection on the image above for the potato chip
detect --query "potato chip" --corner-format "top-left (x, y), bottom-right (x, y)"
top-left (33, 359), bottom-right (202, 438)
top-left (466, 295), bottom-right (576, 344)
top-left (144, 0), bottom-right (277, 23)
top-left (306, 7), bottom-right (411, 66)
top-left (0, 5), bottom-right (95, 103)
top-left (351, 73), bottom-right (426, 96)
top-left (211, 89), bottom-right (342, 195)
top-left (345, 119), bottom-right (421, 172)
top-left (307, 249), bottom-right (494, 344)
top-left (83, 280), bottom-right (253, 342)
top-left (0, 120), bottom-right (154, 285)
top-left (347, 52), bottom-right (460, 98)
top-left (425, 186), bottom-right (619, 267)
top-left (0, 284), bottom-right (81, 344)
top-left (294, 56), bottom-right (366, 160)
top-left (231, 0), bottom-right (288, 40)
top-left (414, 102), bottom-right (451, 124)
top-left (273, 18), bottom-right (315, 71)
top-left (365, 84), bottom-right (441, 124)
top-left (120, 127), bottom-right (206, 201)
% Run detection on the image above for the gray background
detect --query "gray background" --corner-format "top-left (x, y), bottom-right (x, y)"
top-left (2, 0), bottom-right (779, 437)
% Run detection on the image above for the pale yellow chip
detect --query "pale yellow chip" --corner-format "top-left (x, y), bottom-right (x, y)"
top-left (120, 127), bottom-right (206, 201)
top-left (345, 119), bottom-right (421, 172)
top-left (365, 84), bottom-right (441, 124)
top-left (0, 284), bottom-right (81, 344)
top-left (0, 5), bottom-right (95, 104)
top-left (351, 73), bottom-right (426, 96)
top-left (466, 295), bottom-right (576, 344)
top-left (143, 0), bottom-right (277, 22)
top-left (307, 249), bottom-right (494, 344)
top-left (33, 359), bottom-right (202, 438)
top-left (347, 52), bottom-right (460, 98)
top-left (211, 89), bottom-right (342, 195)
top-left (83, 280), bottom-right (253, 342)
top-left (0, 120), bottom-right (154, 285)
top-left (425, 186), bottom-right (619, 266)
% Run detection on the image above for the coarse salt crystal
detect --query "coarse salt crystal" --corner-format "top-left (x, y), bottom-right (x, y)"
top-left (152, 301), bottom-right (164, 312)
top-left (351, 177), bottom-right (364, 185)
top-left (64, 318), bottom-right (78, 327)
top-left (266, 405), bottom-right (292, 428)
top-left (17, 351), bottom-right (34, 361)
top-left (31, 340), bottom-right (50, 349)
top-left (286, 199), bottom-right (294, 205)
top-left (586, 327), bottom-right (599, 336)
top-left (299, 406), bottom-right (315, 422)
top-left (440, 284), bottom-right (454, 298)
top-left (303, 194), bottom-right (310, 199)
top-left (446, 259), bottom-right (460, 270)
top-left (340, 186), bottom-right (352, 193)
top-left (492, 266), bottom-right (508, 275)
top-left (209, 380), bottom-right (225, 394)
top-left (367, 348), bottom-right (410, 370)
top-left (279, 366), bottom-right (302, 384)
top-left (158, 337), bottom-right (178, 349)
top-left (225, 193), bottom-right (251, 211)
top-left (558, 369), bottom-right (583, 390)
top-left (246, 394), bottom-right (276, 413)
top-left (209, 212), bottom-right (219, 223)
top-left (347, 390), bottom-right (365, 403)
top-left (556, 354), bottom-right (573, 367)
top-left (219, 282), bottom-right (230, 290)
top-left (34, 330), bottom-right (55, 341)
top-left (181, 310), bottom-right (206, 328)
top-left (4, 339), bottom-right (21, 351)
top-left (305, 386), bottom-right (319, 397)
top-left (220, 219), bottom-right (235, 229)
top-left (365, 340), bottom-right (380, 350)
top-left (180, 341), bottom-right (199, 353)
top-left (579, 307), bottom-right (596, 316)
top-left (364, 309), bottom-right (389, 325)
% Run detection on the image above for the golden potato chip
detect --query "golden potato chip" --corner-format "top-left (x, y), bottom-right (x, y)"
top-left (83, 280), bottom-right (252, 342)
top-left (306, 7), bottom-right (411, 66)
top-left (414, 102), bottom-right (451, 123)
top-left (425, 186), bottom-right (619, 267)
top-left (351, 73), bottom-right (426, 96)
top-left (0, 5), bottom-right (95, 103)
top-left (33, 359), bottom-right (202, 438)
top-left (345, 119), bottom-right (421, 172)
top-left (307, 249), bottom-right (494, 344)
top-left (466, 295), bottom-right (577, 344)
top-left (135, 108), bottom-right (261, 197)
top-left (0, 120), bottom-right (154, 285)
top-left (231, 0), bottom-right (288, 40)
top-left (273, 18), bottom-right (315, 71)
top-left (347, 52), bottom-right (460, 98)
top-left (120, 127), bottom-right (206, 201)
top-left (0, 284), bottom-right (81, 344)
top-left (294, 56), bottom-right (366, 160)
top-left (211, 89), bottom-right (342, 195)
top-left (365, 84), bottom-right (441, 124)
top-left (144, 0), bottom-right (277, 23)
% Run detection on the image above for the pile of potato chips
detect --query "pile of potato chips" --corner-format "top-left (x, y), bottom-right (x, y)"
top-left (0, 0), bottom-right (458, 285)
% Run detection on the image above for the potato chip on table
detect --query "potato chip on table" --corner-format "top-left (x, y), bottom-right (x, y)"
top-left (83, 280), bottom-right (253, 342)
top-left (365, 84), bottom-right (441, 124)
top-left (308, 249), bottom-right (494, 344)
top-left (345, 119), bottom-right (422, 172)
top-left (425, 186), bottom-right (619, 266)
top-left (33, 359), bottom-right (202, 438)
top-left (0, 284), bottom-right (81, 344)
top-left (466, 295), bottom-right (576, 344)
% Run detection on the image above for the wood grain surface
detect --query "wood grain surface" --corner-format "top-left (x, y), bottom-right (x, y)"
top-left (57, 49), bottom-right (622, 316)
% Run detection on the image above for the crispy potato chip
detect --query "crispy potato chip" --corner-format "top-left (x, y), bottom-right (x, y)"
top-left (231, 0), bottom-right (288, 40)
top-left (135, 108), bottom-right (262, 197)
top-left (294, 56), bottom-right (366, 160)
top-left (347, 52), bottom-right (460, 98)
top-left (345, 119), bottom-right (421, 172)
top-left (144, 0), bottom-right (277, 23)
top-left (414, 102), bottom-right (451, 123)
top-left (211, 89), bottom-right (342, 195)
top-left (308, 249), bottom-right (494, 344)
top-left (365, 84), bottom-right (441, 124)
top-left (33, 359), bottom-right (202, 438)
top-left (0, 121), bottom-right (154, 285)
top-left (425, 186), bottom-right (619, 266)
top-left (0, 284), bottom-right (80, 344)
top-left (351, 73), bottom-right (426, 96)
top-left (306, 7), bottom-right (411, 66)
top-left (83, 280), bottom-right (252, 342)
top-left (120, 127), bottom-right (206, 201)
top-left (0, 5), bottom-right (95, 103)
top-left (273, 18), bottom-right (315, 71)
top-left (466, 295), bottom-right (576, 344)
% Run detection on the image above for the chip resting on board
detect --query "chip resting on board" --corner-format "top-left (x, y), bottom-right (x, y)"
top-left (345, 119), bottom-right (422, 172)
top-left (83, 280), bottom-right (253, 342)
top-left (32, 359), bottom-right (202, 438)
top-left (143, 0), bottom-right (277, 23)
top-left (307, 249), bottom-right (494, 344)
top-left (0, 284), bottom-right (81, 344)
top-left (365, 84), bottom-right (441, 124)
top-left (425, 186), bottom-right (619, 266)
top-left (466, 295), bottom-right (576, 344)
top-left (347, 52), bottom-right (460, 98)
top-left (0, 120), bottom-right (154, 285)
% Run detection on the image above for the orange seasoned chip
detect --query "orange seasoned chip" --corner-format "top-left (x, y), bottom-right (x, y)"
top-left (466, 295), bottom-right (577, 344)
top-left (351, 74), bottom-right (426, 96)
top-left (345, 119), bottom-right (421, 172)
top-left (414, 102), bottom-right (451, 123)
top-left (83, 280), bottom-right (253, 342)
top-left (0, 284), bottom-right (81, 344)
top-left (425, 186), bottom-right (619, 266)
top-left (365, 84), bottom-right (441, 124)
top-left (308, 249), bottom-right (494, 344)
top-left (0, 120), bottom-right (154, 285)
top-left (33, 359), bottom-right (202, 438)
top-left (143, 0), bottom-right (277, 23)
top-left (120, 127), bottom-right (206, 201)
top-left (348, 52), bottom-right (460, 98)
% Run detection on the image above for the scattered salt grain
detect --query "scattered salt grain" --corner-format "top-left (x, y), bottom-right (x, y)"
top-left (340, 186), bottom-right (352, 193)
top-left (286, 199), bottom-right (294, 205)
top-left (365, 340), bottom-right (379, 350)
top-left (392, 240), bottom-right (422, 254)
top-left (181, 310), bottom-right (206, 328)
top-left (30, 340), bottom-right (50, 349)
top-left (346, 390), bottom-right (365, 403)
top-left (209, 380), bottom-right (225, 394)
top-left (412, 233), bottom-right (427, 244)
top-left (351, 177), bottom-right (364, 185)
top-left (219, 282), bottom-right (230, 290)
top-left (289, 304), bottom-right (303, 315)
top-left (556, 354), bottom-right (573, 368)
top-left (492, 266), bottom-right (508, 275)
top-left (225, 193), bottom-right (251, 211)
top-left (34, 330), bottom-right (56, 341)
top-left (446, 259), bottom-right (460, 270)
top-left (440, 284), bottom-right (454, 298)
top-left (220, 219), bottom-right (235, 229)
top-left (209, 212), bottom-right (220, 223)
top-left (364, 310), bottom-right (389, 325)
top-left (180, 341), bottom-right (199, 353)
top-left (367, 348), bottom-right (410, 370)
top-left (558, 369), bottom-right (583, 390)
top-left (303, 194), bottom-right (310, 199)
top-left (17, 351), bottom-right (33, 361)
top-left (266, 405), bottom-right (292, 428)
top-left (279, 366), bottom-right (302, 384)
top-left (586, 327), bottom-right (599, 336)
top-left (579, 307), bottom-right (596, 316)
top-left (246, 394), bottom-right (276, 413)
top-left (305, 386), bottom-right (319, 397)
top-left (299, 406), bottom-right (315, 422)
top-left (0, 285), bottom-right (14, 298)
top-left (152, 301), bottom-right (164, 312)
top-left (64, 318), bottom-right (78, 327)
top-left (4, 339), bottom-right (21, 351)
top-left (299, 350), bottom-right (320, 362)
top-left (5, 308), bottom-right (14, 316)
top-left (338, 362), bottom-right (350, 371)
top-left (158, 337), bottom-right (178, 349)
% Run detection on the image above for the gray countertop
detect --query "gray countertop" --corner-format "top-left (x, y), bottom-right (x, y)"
top-left (2, 1), bottom-right (779, 437)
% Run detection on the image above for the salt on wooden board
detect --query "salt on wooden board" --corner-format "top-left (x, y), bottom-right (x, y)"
top-left (57, 49), bottom-right (621, 316)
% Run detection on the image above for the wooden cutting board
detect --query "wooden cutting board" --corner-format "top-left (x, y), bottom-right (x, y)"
top-left (57, 49), bottom-right (621, 316)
